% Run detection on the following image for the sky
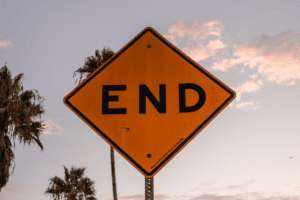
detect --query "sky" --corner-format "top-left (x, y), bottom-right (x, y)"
top-left (0, 0), bottom-right (300, 199)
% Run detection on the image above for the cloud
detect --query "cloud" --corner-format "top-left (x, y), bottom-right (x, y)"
top-left (0, 40), bottom-right (14, 49)
top-left (188, 179), bottom-right (300, 200)
top-left (0, 38), bottom-right (18, 49)
top-left (7, 117), bottom-right (65, 135)
top-left (107, 175), bottom-right (298, 200)
top-left (207, 184), bottom-right (245, 192)
top-left (189, 192), bottom-right (300, 200)
top-left (249, 74), bottom-right (258, 79)
top-left (172, 194), bottom-right (194, 200)
top-left (0, 181), bottom-right (31, 194)
top-left (189, 178), bottom-right (300, 199)
top-left (0, 36), bottom-right (36, 54)
top-left (165, 20), bottom-right (300, 110)
top-left (236, 101), bottom-right (260, 110)
top-left (212, 30), bottom-right (300, 84)
top-left (42, 117), bottom-right (66, 135)
top-left (209, 30), bottom-right (300, 109)
top-left (230, 80), bottom-right (262, 110)
top-left (109, 190), bottom-right (300, 200)
top-left (192, 180), bottom-right (258, 194)
top-left (239, 80), bottom-right (262, 93)
top-left (287, 80), bottom-right (296, 85)
top-left (0, 182), bottom-right (49, 200)
top-left (210, 58), bottom-right (231, 72)
top-left (245, 180), bottom-right (257, 184)
top-left (192, 181), bottom-right (217, 191)
top-left (164, 20), bottom-right (222, 44)
top-left (229, 80), bottom-right (262, 109)
top-left (182, 39), bottom-right (226, 62)
top-left (107, 194), bottom-right (171, 200)
top-left (163, 20), bottom-right (226, 62)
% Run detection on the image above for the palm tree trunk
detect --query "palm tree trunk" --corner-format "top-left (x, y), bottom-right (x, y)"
top-left (110, 146), bottom-right (117, 200)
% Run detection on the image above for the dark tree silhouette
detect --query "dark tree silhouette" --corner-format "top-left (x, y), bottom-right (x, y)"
top-left (73, 47), bottom-right (118, 200)
top-left (45, 165), bottom-right (97, 200)
top-left (0, 63), bottom-right (45, 191)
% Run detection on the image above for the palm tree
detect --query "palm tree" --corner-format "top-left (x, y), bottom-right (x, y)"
top-left (44, 176), bottom-right (66, 200)
top-left (73, 47), bottom-right (117, 200)
top-left (0, 63), bottom-right (45, 191)
top-left (44, 165), bottom-right (97, 200)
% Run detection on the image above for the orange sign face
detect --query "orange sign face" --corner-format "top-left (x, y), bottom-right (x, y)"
top-left (64, 27), bottom-right (235, 178)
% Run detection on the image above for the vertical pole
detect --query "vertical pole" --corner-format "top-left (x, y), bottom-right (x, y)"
top-left (111, 146), bottom-right (118, 200)
top-left (145, 177), bottom-right (154, 200)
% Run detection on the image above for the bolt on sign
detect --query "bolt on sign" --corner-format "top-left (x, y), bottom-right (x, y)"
top-left (64, 27), bottom-right (236, 178)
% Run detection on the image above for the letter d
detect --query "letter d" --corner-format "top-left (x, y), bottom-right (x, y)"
top-left (179, 83), bottom-right (206, 113)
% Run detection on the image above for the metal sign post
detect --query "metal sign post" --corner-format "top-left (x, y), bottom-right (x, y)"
top-left (145, 177), bottom-right (154, 200)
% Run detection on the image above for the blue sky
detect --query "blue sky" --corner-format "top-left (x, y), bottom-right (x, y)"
top-left (1, 0), bottom-right (300, 199)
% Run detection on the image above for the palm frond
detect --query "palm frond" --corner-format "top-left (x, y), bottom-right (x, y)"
top-left (45, 165), bottom-right (97, 200)
top-left (0, 64), bottom-right (46, 191)
top-left (73, 47), bottom-right (115, 85)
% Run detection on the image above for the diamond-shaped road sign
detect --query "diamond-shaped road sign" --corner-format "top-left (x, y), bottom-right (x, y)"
top-left (64, 27), bottom-right (235, 178)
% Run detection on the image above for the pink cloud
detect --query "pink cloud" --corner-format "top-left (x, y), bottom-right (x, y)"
top-left (249, 74), bottom-right (258, 79)
top-left (258, 48), bottom-right (300, 83)
top-left (182, 45), bottom-right (212, 61)
top-left (164, 20), bottom-right (223, 44)
top-left (207, 39), bottom-right (226, 50)
top-left (287, 80), bottom-right (296, 85)
top-left (230, 30), bottom-right (300, 84)
top-left (163, 20), bottom-right (226, 62)
top-left (0, 181), bottom-right (30, 194)
top-left (42, 117), bottom-right (65, 135)
top-left (239, 80), bottom-right (262, 93)
top-left (210, 58), bottom-right (230, 72)
top-left (107, 194), bottom-right (171, 200)
top-left (236, 101), bottom-right (260, 110)
top-left (184, 39), bottom-right (227, 62)
top-left (232, 80), bottom-right (262, 101)
top-left (165, 20), bottom-right (300, 110)
top-left (229, 80), bottom-right (262, 110)
top-left (111, 192), bottom-right (300, 200)
top-left (6, 117), bottom-right (64, 135)
top-left (0, 182), bottom-right (49, 200)
top-left (209, 30), bottom-right (300, 85)
top-left (208, 30), bottom-right (300, 109)
top-left (0, 38), bottom-right (17, 49)
top-left (182, 39), bottom-right (226, 62)
top-left (209, 42), bottom-right (261, 72)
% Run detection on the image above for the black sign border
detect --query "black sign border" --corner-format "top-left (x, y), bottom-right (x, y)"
top-left (64, 27), bottom-right (235, 177)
